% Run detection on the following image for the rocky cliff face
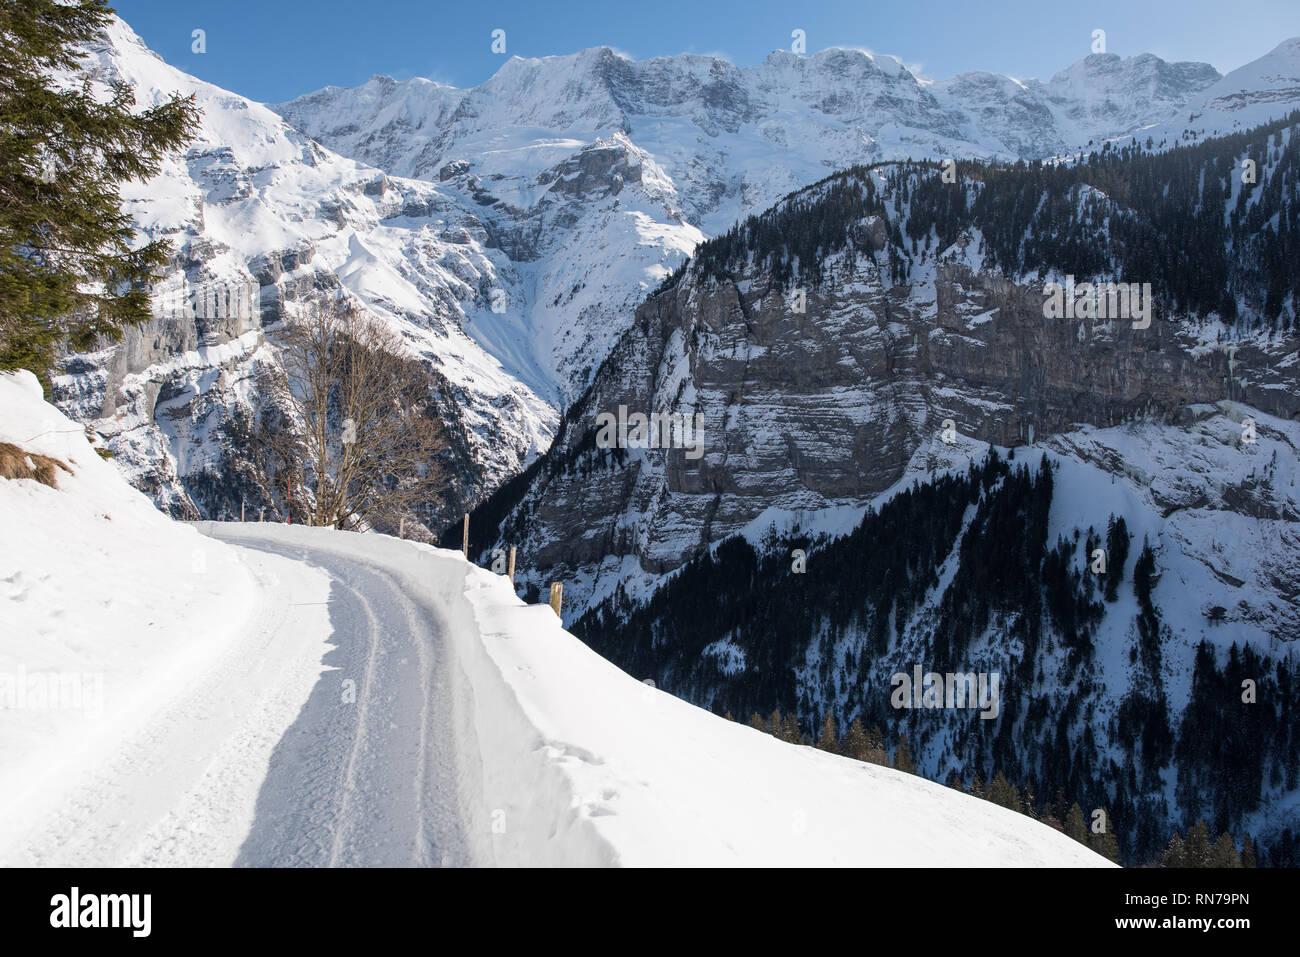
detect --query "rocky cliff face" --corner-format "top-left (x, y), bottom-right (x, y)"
top-left (495, 252), bottom-right (1295, 583)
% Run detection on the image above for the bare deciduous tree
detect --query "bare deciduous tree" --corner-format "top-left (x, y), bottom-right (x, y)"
top-left (259, 293), bottom-right (449, 529)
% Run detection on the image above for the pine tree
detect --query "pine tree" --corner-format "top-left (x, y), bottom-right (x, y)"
top-left (816, 712), bottom-right (838, 752)
top-left (767, 709), bottom-right (783, 738)
top-left (1184, 819), bottom-right (1212, 867)
top-left (1163, 832), bottom-right (1187, 868)
top-left (987, 772), bottom-right (1007, 807)
top-left (1209, 832), bottom-right (1243, 868)
top-left (1103, 515), bottom-right (1130, 601)
top-left (840, 718), bottom-right (869, 761)
top-left (1088, 809), bottom-right (1121, 863)
top-left (1004, 775), bottom-right (1022, 811)
top-left (1065, 803), bottom-right (1090, 845)
top-left (1021, 782), bottom-right (1038, 818)
top-left (893, 732), bottom-right (915, 773)
top-left (1088, 830), bottom-right (1121, 862)
top-left (1241, 835), bottom-right (1258, 868)
top-left (780, 712), bottom-right (803, 745)
top-left (864, 725), bottom-right (889, 765)
top-left (988, 772), bottom-right (1021, 810)
top-left (0, 0), bottom-right (201, 380)
top-left (747, 712), bottom-right (765, 733)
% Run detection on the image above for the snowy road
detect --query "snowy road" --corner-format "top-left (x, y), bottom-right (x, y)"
top-left (0, 525), bottom-right (468, 868)
top-left (212, 528), bottom-right (469, 867)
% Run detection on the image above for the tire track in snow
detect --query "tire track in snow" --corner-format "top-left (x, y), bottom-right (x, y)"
top-left (215, 532), bottom-right (468, 868)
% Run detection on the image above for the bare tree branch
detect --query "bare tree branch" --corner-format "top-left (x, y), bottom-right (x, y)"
top-left (257, 293), bottom-right (450, 529)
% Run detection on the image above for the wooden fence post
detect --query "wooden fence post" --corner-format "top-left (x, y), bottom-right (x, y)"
top-left (548, 582), bottom-right (563, 617)
top-left (399, 516), bottom-right (405, 538)
top-left (461, 512), bottom-right (469, 559)
top-left (507, 546), bottom-right (516, 582)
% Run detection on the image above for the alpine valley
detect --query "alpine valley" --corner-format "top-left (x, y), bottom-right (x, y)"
top-left (53, 16), bottom-right (1300, 865)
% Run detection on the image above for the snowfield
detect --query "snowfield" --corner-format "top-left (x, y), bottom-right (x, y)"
top-left (0, 372), bottom-right (1110, 867)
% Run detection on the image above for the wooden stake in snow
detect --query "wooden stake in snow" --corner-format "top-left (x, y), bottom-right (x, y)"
top-left (461, 512), bottom-right (469, 559)
top-left (241, 498), bottom-right (245, 523)
top-left (507, 546), bottom-right (516, 582)
top-left (259, 507), bottom-right (265, 522)
top-left (399, 516), bottom-right (405, 538)
top-left (286, 474), bottom-right (292, 525)
top-left (548, 582), bottom-right (563, 617)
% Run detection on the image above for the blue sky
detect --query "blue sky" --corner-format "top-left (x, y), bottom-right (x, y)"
top-left (111, 0), bottom-right (1300, 103)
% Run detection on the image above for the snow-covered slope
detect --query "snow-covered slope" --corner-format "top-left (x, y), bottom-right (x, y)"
top-left (410, 527), bottom-right (1112, 867)
top-left (51, 18), bottom-right (557, 524)
top-left (0, 370), bottom-right (260, 854)
top-left (0, 371), bottom-right (1108, 866)
top-left (1108, 37), bottom-right (1300, 149)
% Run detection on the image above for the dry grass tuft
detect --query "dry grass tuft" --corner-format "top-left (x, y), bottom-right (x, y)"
top-left (0, 441), bottom-right (72, 488)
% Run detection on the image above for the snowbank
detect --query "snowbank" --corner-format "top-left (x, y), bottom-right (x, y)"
top-left (453, 553), bottom-right (1113, 866)
top-left (0, 371), bottom-right (256, 855)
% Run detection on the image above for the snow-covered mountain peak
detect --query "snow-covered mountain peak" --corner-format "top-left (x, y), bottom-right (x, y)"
top-left (1202, 35), bottom-right (1300, 108)
top-left (1103, 36), bottom-right (1300, 149)
top-left (52, 15), bottom-right (560, 524)
top-left (277, 37), bottom-right (1242, 241)
top-left (1039, 51), bottom-right (1222, 147)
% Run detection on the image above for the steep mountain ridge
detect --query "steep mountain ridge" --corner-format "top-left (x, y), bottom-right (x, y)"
top-left (469, 120), bottom-right (1300, 617)
top-left (49, 18), bottom-right (560, 526)
top-left (278, 44), bottom-right (1229, 212)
